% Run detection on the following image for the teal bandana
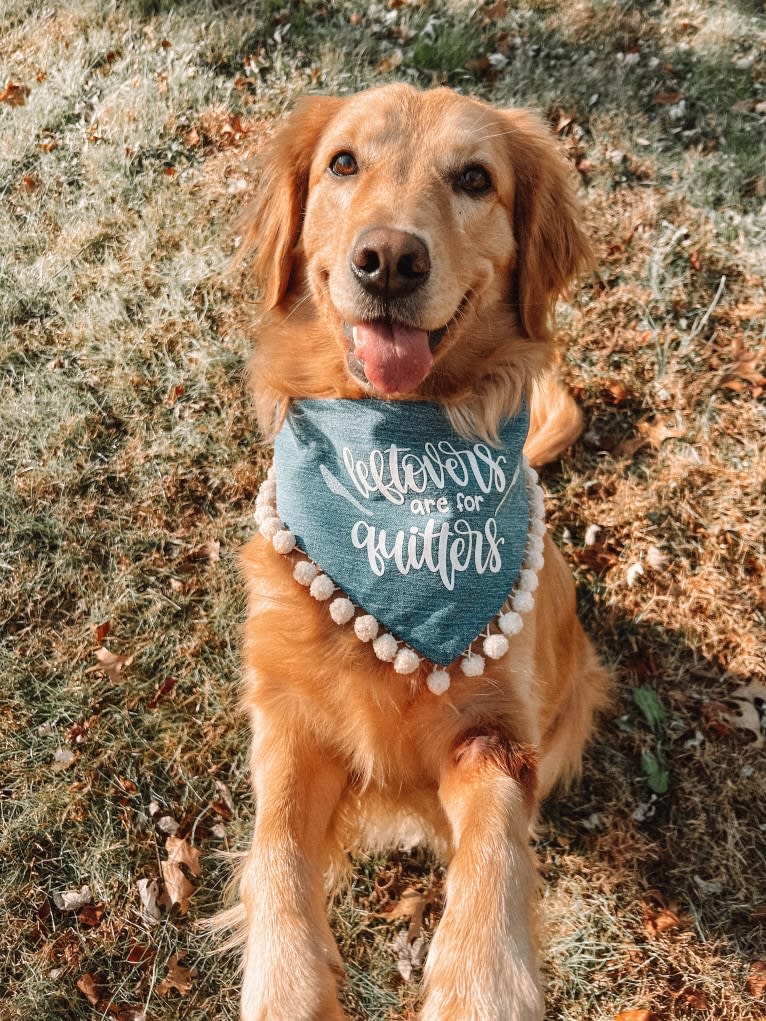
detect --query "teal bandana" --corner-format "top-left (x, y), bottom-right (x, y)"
top-left (274, 399), bottom-right (530, 666)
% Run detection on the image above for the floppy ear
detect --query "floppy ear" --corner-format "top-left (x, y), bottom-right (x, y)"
top-left (503, 109), bottom-right (592, 340)
top-left (236, 96), bottom-right (345, 309)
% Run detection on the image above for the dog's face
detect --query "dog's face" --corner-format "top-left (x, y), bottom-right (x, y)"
top-left (300, 88), bottom-right (517, 394)
top-left (242, 84), bottom-right (589, 403)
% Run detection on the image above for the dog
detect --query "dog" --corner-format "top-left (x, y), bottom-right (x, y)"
top-left (223, 84), bottom-right (609, 1021)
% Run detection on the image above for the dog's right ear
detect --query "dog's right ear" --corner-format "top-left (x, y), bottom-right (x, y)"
top-left (236, 96), bottom-right (344, 309)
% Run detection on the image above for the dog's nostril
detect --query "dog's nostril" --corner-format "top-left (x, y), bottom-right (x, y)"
top-left (355, 248), bottom-right (381, 275)
top-left (397, 252), bottom-right (428, 280)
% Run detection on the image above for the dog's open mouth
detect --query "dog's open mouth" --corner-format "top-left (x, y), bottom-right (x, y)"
top-left (343, 309), bottom-right (457, 395)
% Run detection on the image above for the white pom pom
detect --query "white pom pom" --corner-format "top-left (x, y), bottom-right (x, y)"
top-left (532, 492), bottom-right (545, 516)
top-left (512, 590), bottom-right (535, 614)
top-left (259, 516), bottom-right (283, 540)
top-left (518, 568), bottom-right (539, 593)
top-left (261, 477), bottom-right (276, 496)
top-left (354, 615), bottom-right (380, 642)
top-left (293, 560), bottom-right (318, 586)
top-left (272, 529), bottom-right (296, 555)
top-left (329, 597), bottom-right (355, 625)
top-left (483, 634), bottom-right (510, 660)
top-left (526, 551), bottom-right (544, 571)
top-left (426, 669), bottom-right (451, 695)
top-left (254, 503), bottom-right (272, 526)
top-left (526, 466), bottom-right (539, 485)
top-left (498, 610), bottom-right (523, 636)
top-left (461, 653), bottom-right (485, 677)
top-left (394, 648), bottom-right (420, 674)
top-left (309, 574), bottom-right (335, 601)
top-left (531, 517), bottom-right (546, 538)
top-left (527, 534), bottom-right (544, 556)
top-left (372, 633), bottom-right (398, 662)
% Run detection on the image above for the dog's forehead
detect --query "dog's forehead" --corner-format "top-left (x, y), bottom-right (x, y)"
top-left (326, 88), bottom-right (507, 169)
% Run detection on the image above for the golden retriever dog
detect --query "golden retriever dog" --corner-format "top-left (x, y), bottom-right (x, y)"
top-left (222, 84), bottom-right (609, 1021)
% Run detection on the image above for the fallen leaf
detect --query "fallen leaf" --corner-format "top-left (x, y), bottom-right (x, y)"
top-left (211, 779), bottom-right (235, 819)
top-left (0, 80), bottom-right (30, 105)
top-left (643, 903), bottom-right (681, 936)
top-left (111, 1008), bottom-right (146, 1021)
top-left (615, 1011), bottom-right (655, 1021)
top-left (126, 943), bottom-right (155, 966)
top-left (53, 885), bottom-right (92, 912)
top-left (76, 972), bottom-right (103, 1008)
top-left (96, 621), bottom-right (111, 643)
top-left (89, 646), bottom-right (135, 683)
top-left (136, 877), bottom-right (162, 926)
top-left (52, 747), bottom-right (76, 771)
top-left (601, 380), bottom-right (632, 405)
top-left (746, 960), bottom-right (766, 998)
top-left (166, 835), bottom-right (202, 877)
top-left (157, 954), bottom-right (196, 997)
top-left (637, 413), bottom-right (685, 448)
top-left (719, 344), bottom-right (766, 396)
top-left (678, 987), bottom-right (709, 1009)
top-left (147, 675), bottom-right (177, 709)
top-left (160, 861), bottom-right (195, 914)
top-left (78, 902), bottom-right (105, 928)
top-left (722, 683), bottom-right (766, 748)
top-left (377, 886), bottom-right (424, 922)
top-left (654, 91), bottom-right (683, 105)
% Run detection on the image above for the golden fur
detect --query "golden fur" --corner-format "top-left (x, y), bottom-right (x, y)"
top-left (225, 84), bottom-right (609, 1021)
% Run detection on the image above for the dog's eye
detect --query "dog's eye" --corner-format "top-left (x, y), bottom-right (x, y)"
top-left (329, 152), bottom-right (358, 177)
top-left (457, 165), bottom-right (492, 195)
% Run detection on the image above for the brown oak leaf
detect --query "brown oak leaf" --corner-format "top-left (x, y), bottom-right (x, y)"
top-left (157, 954), bottom-right (196, 997)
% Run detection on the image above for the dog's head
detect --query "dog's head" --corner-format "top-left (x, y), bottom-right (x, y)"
top-left (240, 84), bottom-right (590, 420)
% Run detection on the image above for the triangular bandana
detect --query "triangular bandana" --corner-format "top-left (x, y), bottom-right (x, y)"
top-left (274, 399), bottom-right (530, 666)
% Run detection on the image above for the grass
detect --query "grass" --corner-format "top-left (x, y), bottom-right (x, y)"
top-left (1, 0), bottom-right (765, 1018)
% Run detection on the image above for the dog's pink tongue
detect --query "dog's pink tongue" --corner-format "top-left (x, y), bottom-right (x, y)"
top-left (354, 322), bottom-right (433, 394)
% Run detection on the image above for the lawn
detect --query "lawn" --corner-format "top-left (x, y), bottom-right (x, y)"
top-left (1, 1), bottom-right (764, 1019)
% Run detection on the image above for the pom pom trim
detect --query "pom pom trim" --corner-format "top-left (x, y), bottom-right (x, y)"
top-left (253, 456), bottom-right (546, 695)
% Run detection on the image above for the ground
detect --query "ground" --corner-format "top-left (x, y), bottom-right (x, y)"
top-left (1, 1), bottom-right (764, 1019)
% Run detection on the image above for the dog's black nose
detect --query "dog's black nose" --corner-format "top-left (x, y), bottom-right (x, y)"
top-left (350, 228), bottom-right (431, 298)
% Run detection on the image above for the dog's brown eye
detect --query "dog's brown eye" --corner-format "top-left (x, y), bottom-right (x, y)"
top-left (457, 165), bottom-right (492, 195)
top-left (329, 152), bottom-right (358, 177)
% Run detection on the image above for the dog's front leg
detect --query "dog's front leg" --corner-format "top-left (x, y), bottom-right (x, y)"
top-left (240, 718), bottom-right (348, 1021)
top-left (421, 728), bottom-right (544, 1021)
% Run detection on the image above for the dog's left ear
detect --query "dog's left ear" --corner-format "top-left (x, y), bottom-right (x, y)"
top-left (502, 109), bottom-right (592, 340)
top-left (237, 96), bottom-right (345, 309)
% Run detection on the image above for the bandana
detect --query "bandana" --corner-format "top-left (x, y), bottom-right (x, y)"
top-left (273, 399), bottom-right (530, 666)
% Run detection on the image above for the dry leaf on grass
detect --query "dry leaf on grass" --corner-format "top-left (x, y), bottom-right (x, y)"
top-left (159, 861), bottom-right (195, 914)
top-left (643, 903), bottom-right (682, 936)
top-left (159, 835), bottom-right (202, 913)
top-left (678, 987), bottom-right (709, 1009)
top-left (76, 972), bottom-right (102, 1007)
top-left (165, 835), bottom-right (202, 877)
top-left (746, 960), bottom-right (766, 999)
top-left (722, 683), bottom-right (766, 748)
top-left (0, 80), bottom-right (30, 105)
top-left (157, 954), bottom-right (196, 997)
top-left (615, 1010), bottom-right (656, 1021)
top-left (51, 747), bottom-right (76, 771)
top-left (89, 647), bottom-right (135, 683)
top-left (136, 877), bottom-right (162, 926)
top-left (77, 902), bottom-right (105, 928)
top-left (53, 885), bottom-right (92, 912)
